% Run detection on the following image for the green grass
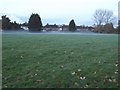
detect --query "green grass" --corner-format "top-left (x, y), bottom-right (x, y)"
top-left (0, 34), bottom-right (2, 89)
top-left (2, 34), bottom-right (118, 88)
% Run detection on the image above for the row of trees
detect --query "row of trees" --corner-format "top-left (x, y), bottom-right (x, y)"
top-left (1, 14), bottom-right (76, 32)
top-left (2, 15), bottom-right (21, 30)
top-left (27, 9), bottom-right (118, 32)
top-left (1, 9), bottom-right (119, 33)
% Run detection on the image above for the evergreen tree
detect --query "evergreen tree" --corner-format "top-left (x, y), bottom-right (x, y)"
top-left (2, 15), bottom-right (11, 30)
top-left (28, 13), bottom-right (42, 31)
top-left (69, 19), bottom-right (76, 32)
top-left (2, 15), bottom-right (21, 30)
top-left (11, 21), bottom-right (21, 30)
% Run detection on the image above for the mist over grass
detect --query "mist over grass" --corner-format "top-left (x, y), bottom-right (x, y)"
top-left (2, 34), bottom-right (118, 88)
top-left (1, 30), bottom-right (118, 35)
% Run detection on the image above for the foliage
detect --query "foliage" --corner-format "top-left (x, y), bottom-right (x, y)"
top-left (2, 34), bottom-right (118, 88)
top-left (28, 14), bottom-right (42, 31)
top-left (2, 16), bottom-right (11, 30)
top-left (2, 15), bottom-right (21, 30)
top-left (69, 19), bottom-right (76, 32)
top-left (94, 23), bottom-right (117, 33)
top-left (11, 21), bottom-right (21, 30)
top-left (104, 23), bottom-right (114, 33)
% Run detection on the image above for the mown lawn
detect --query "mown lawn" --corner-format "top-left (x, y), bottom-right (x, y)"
top-left (2, 34), bottom-right (118, 88)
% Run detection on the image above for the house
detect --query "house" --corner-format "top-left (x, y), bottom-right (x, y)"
top-left (20, 22), bottom-right (28, 30)
top-left (76, 25), bottom-right (94, 31)
top-left (43, 24), bottom-right (69, 31)
top-left (43, 24), bottom-right (94, 32)
top-left (43, 24), bottom-right (61, 31)
top-left (62, 25), bottom-right (69, 31)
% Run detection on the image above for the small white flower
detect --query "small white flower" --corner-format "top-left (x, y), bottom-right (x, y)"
top-left (74, 82), bottom-right (78, 86)
top-left (93, 72), bottom-right (97, 74)
top-left (83, 77), bottom-right (86, 80)
top-left (80, 77), bottom-right (86, 80)
top-left (115, 72), bottom-right (118, 74)
top-left (84, 84), bottom-right (89, 88)
top-left (108, 79), bottom-right (112, 82)
top-left (80, 77), bottom-right (82, 79)
top-left (78, 69), bottom-right (81, 72)
top-left (34, 74), bottom-right (37, 76)
top-left (61, 65), bottom-right (64, 68)
top-left (20, 56), bottom-right (23, 58)
top-left (86, 84), bottom-right (89, 87)
top-left (72, 72), bottom-right (75, 75)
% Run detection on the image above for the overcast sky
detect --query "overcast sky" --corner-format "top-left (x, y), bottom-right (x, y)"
top-left (0, 0), bottom-right (119, 26)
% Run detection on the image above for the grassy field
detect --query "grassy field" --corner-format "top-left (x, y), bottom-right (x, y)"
top-left (0, 34), bottom-right (2, 89)
top-left (2, 34), bottom-right (118, 88)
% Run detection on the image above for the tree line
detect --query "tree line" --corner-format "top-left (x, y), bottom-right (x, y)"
top-left (2, 15), bottom-right (21, 30)
top-left (1, 9), bottom-right (120, 33)
top-left (1, 13), bottom-right (77, 32)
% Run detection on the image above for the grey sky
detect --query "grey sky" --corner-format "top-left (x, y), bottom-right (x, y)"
top-left (0, 0), bottom-right (119, 25)
top-left (118, 1), bottom-right (120, 20)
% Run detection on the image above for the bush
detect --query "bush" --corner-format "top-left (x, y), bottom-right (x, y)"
top-left (94, 23), bottom-right (115, 33)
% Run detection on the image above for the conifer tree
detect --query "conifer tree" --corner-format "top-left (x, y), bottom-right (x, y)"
top-left (69, 19), bottom-right (76, 32)
top-left (2, 15), bottom-right (11, 30)
top-left (28, 13), bottom-right (42, 31)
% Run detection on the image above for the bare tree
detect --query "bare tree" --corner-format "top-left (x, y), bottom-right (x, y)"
top-left (93, 9), bottom-right (116, 25)
top-left (105, 10), bottom-right (116, 24)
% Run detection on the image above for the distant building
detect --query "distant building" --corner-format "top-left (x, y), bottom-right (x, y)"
top-left (62, 25), bottom-right (69, 31)
top-left (20, 22), bottom-right (28, 30)
top-left (21, 26), bottom-right (28, 31)
top-left (76, 25), bottom-right (94, 31)
top-left (43, 24), bottom-right (94, 32)
top-left (43, 24), bottom-right (62, 31)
